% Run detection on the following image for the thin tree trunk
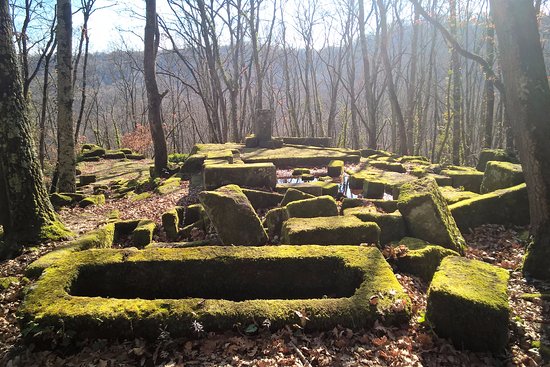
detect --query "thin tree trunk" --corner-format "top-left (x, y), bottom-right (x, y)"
top-left (56, 0), bottom-right (76, 192)
top-left (377, 0), bottom-right (408, 155)
top-left (144, 0), bottom-right (168, 176)
top-left (483, 21), bottom-right (495, 148)
top-left (450, 0), bottom-right (462, 165)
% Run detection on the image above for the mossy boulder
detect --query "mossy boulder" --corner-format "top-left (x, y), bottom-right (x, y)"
top-left (19, 246), bottom-right (410, 341)
top-left (281, 216), bottom-right (380, 246)
top-left (398, 177), bottom-right (465, 254)
top-left (438, 186), bottom-right (479, 205)
top-left (244, 135), bottom-right (259, 148)
top-left (275, 183), bottom-right (323, 196)
top-left (183, 204), bottom-right (206, 226)
top-left (280, 188), bottom-right (316, 206)
top-left (523, 238), bottom-right (550, 280)
top-left (327, 160), bottom-right (344, 177)
top-left (285, 196), bottom-right (338, 218)
top-left (180, 154), bottom-right (207, 175)
top-left (132, 220), bottom-right (156, 248)
top-left (476, 148), bottom-right (517, 171)
top-left (242, 188), bottom-right (284, 210)
top-left (241, 145), bottom-right (360, 166)
top-left (263, 207), bottom-right (289, 239)
top-left (50, 193), bottom-right (74, 208)
top-left (362, 178), bottom-right (386, 199)
top-left (79, 194), bottom-right (105, 208)
top-left (162, 209), bottom-right (179, 241)
top-left (199, 185), bottom-right (268, 245)
top-left (155, 177), bottom-right (181, 195)
top-left (104, 150), bottom-right (126, 159)
top-left (427, 256), bottom-right (510, 352)
top-left (399, 155), bottom-right (429, 163)
top-left (203, 163), bottom-right (277, 190)
top-left (390, 237), bottom-right (460, 281)
top-left (480, 161), bottom-right (524, 194)
top-left (114, 219), bottom-right (141, 241)
top-left (26, 224), bottom-right (115, 278)
top-left (427, 173), bottom-right (452, 187)
top-left (344, 207), bottom-right (405, 245)
top-left (360, 149), bottom-right (392, 158)
top-left (81, 145), bottom-right (106, 158)
top-left (340, 198), bottom-right (398, 214)
top-left (440, 168), bottom-right (484, 193)
top-left (449, 183), bottom-right (529, 232)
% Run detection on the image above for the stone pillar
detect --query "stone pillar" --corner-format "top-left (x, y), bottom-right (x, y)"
top-left (254, 109), bottom-right (273, 144)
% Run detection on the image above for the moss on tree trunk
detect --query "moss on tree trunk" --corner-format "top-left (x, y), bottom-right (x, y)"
top-left (0, 0), bottom-right (71, 258)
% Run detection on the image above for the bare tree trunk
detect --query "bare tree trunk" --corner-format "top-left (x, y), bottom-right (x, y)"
top-left (491, 0), bottom-right (550, 279)
top-left (56, 0), bottom-right (76, 192)
top-left (406, 4), bottom-right (420, 153)
top-left (377, 0), bottom-right (408, 155)
top-left (144, 0), bottom-right (168, 176)
top-left (39, 38), bottom-right (56, 168)
top-left (483, 21), bottom-right (495, 148)
top-left (0, 0), bottom-right (69, 257)
top-left (450, 0), bottom-right (462, 165)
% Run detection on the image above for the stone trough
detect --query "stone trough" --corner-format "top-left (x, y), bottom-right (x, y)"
top-left (20, 246), bottom-right (411, 341)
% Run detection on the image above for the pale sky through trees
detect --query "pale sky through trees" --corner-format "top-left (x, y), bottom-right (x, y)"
top-left (11, 0), bottom-right (391, 53)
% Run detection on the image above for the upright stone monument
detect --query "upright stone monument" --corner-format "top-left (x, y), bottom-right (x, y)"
top-left (245, 109), bottom-right (283, 149)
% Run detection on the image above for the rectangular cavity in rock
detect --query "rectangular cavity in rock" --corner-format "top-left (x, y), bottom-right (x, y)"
top-left (70, 257), bottom-right (361, 301)
top-left (20, 246), bottom-right (411, 341)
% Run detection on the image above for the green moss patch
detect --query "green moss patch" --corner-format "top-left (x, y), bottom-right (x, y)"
top-left (27, 224), bottom-right (115, 278)
top-left (19, 246), bottom-right (410, 341)
top-left (199, 185), bottom-right (268, 245)
top-left (203, 163), bottom-right (277, 190)
top-left (285, 196), bottom-right (338, 218)
top-left (480, 161), bottom-right (524, 194)
top-left (398, 178), bottom-right (465, 254)
top-left (427, 256), bottom-right (510, 352)
top-left (438, 186), bottom-right (479, 205)
top-left (282, 216), bottom-right (380, 246)
top-left (343, 207), bottom-right (405, 245)
top-left (449, 183), bottom-right (529, 232)
top-left (79, 194), bottom-right (106, 208)
top-left (155, 177), bottom-right (182, 195)
top-left (162, 209), bottom-right (179, 241)
top-left (280, 188), bottom-right (316, 206)
top-left (0, 276), bottom-right (19, 290)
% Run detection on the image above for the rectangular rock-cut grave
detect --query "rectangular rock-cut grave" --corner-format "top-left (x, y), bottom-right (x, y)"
top-left (20, 246), bottom-right (410, 341)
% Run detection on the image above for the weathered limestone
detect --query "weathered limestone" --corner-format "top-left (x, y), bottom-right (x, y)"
top-left (480, 161), bottom-right (524, 194)
top-left (397, 177), bottom-right (465, 254)
top-left (439, 187), bottom-right (479, 205)
top-left (254, 109), bottom-right (274, 145)
top-left (263, 207), bottom-right (289, 239)
top-left (344, 206), bottom-right (405, 245)
top-left (280, 188), bottom-right (315, 206)
top-left (281, 216), bottom-right (380, 245)
top-left (285, 196), bottom-right (339, 218)
top-left (476, 148), bottom-right (517, 171)
top-left (440, 167), bottom-right (484, 193)
top-left (199, 184), bottom-right (268, 245)
top-left (449, 183), bottom-right (529, 231)
top-left (241, 188), bottom-right (283, 210)
top-left (133, 220), bottom-right (156, 248)
top-left (427, 256), bottom-right (510, 352)
top-left (390, 237), bottom-right (459, 281)
top-left (203, 163), bottom-right (277, 190)
top-left (327, 160), bottom-right (344, 177)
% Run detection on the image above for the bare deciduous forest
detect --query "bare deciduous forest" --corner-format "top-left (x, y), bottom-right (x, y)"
top-left (1, 0), bottom-right (550, 365)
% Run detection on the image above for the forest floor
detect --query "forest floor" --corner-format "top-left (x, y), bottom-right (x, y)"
top-left (0, 161), bottom-right (549, 366)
